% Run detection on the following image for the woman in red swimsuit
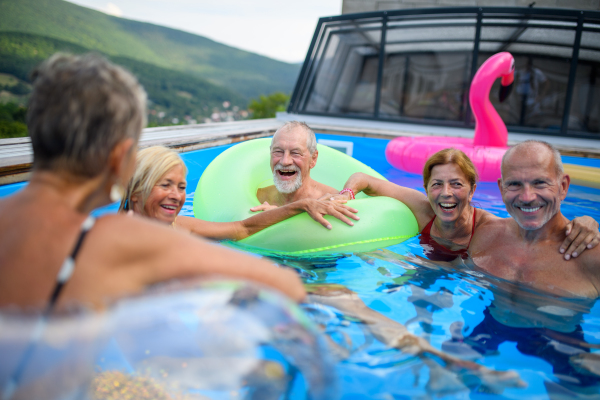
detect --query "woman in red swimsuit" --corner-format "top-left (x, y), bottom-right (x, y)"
top-left (338, 148), bottom-right (598, 262)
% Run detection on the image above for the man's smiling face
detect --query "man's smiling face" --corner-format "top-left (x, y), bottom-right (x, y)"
top-left (499, 144), bottom-right (569, 231)
top-left (270, 127), bottom-right (317, 194)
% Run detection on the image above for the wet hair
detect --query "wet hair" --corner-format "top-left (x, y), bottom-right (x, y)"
top-left (271, 121), bottom-right (317, 154)
top-left (423, 148), bottom-right (478, 191)
top-left (119, 146), bottom-right (187, 212)
top-left (501, 140), bottom-right (564, 178)
top-left (28, 53), bottom-right (147, 177)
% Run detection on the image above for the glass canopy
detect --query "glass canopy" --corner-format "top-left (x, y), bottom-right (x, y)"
top-left (288, 7), bottom-right (600, 138)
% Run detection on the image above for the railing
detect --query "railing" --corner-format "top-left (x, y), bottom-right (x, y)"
top-left (288, 7), bottom-right (600, 139)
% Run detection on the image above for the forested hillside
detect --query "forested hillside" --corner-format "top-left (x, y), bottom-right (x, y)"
top-left (0, 32), bottom-right (246, 128)
top-left (0, 0), bottom-right (301, 100)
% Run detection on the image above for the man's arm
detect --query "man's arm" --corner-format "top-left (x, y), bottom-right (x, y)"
top-left (580, 246), bottom-right (600, 297)
top-left (176, 198), bottom-right (359, 240)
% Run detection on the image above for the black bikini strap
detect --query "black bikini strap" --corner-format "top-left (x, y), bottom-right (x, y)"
top-left (47, 215), bottom-right (96, 309)
top-left (2, 215), bottom-right (96, 400)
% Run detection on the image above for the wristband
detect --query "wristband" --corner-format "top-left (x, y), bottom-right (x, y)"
top-left (339, 188), bottom-right (355, 200)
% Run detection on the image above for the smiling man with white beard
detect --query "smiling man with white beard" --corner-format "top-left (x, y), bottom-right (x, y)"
top-left (253, 121), bottom-right (359, 229)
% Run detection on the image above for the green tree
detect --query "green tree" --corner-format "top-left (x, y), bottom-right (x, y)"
top-left (248, 92), bottom-right (290, 119)
top-left (0, 102), bottom-right (28, 138)
top-left (6, 81), bottom-right (31, 95)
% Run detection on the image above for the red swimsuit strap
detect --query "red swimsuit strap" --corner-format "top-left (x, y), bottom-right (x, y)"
top-left (421, 213), bottom-right (436, 236)
top-left (421, 208), bottom-right (477, 250)
top-left (465, 208), bottom-right (477, 250)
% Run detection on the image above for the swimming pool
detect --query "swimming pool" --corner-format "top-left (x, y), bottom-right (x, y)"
top-left (1, 134), bottom-right (600, 399)
top-left (185, 134), bottom-right (600, 399)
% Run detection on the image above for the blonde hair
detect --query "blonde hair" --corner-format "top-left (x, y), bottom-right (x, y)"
top-left (423, 148), bottom-right (478, 191)
top-left (119, 146), bottom-right (187, 212)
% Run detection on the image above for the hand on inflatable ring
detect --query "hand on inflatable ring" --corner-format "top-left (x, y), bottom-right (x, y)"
top-left (303, 198), bottom-right (359, 230)
top-left (319, 192), bottom-right (351, 203)
top-left (251, 199), bottom-right (359, 230)
top-left (250, 201), bottom-right (279, 212)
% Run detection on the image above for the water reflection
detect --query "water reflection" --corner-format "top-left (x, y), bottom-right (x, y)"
top-left (282, 238), bottom-right (600, 399)
top-left (0, 281), bottom-right (337, 400)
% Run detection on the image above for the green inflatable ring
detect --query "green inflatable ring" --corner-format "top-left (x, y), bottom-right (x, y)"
top-left (193, 138), bottom-right (418, 255)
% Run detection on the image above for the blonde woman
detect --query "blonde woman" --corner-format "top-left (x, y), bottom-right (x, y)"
top-left (120, 146), bottom-right (359, 240)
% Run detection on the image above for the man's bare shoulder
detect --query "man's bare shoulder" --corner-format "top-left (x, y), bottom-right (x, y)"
top-left (578, 243), bottom-right (600, 268)
top-left (562, 245), bottom-right (600, 298)
top-left (470, 213), bottom-right (515, 253)
top-left (315, 181), bottom-right (338, 196)
top-left (475, 211), bottom-right (510, 233)
top-left (476, 209), bottom-right (500, 224)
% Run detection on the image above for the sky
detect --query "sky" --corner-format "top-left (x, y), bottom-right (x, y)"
top-left (65, 0), bottom-right (342, 63)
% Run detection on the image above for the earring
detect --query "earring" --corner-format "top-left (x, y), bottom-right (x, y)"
top-left (110, 183), bottom-right (125, 203)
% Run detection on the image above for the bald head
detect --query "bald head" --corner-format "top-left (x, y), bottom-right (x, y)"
top-left (499, 140), bottom-right (569, 231)
top-left (272, 121), bottom-right (317, 155)
top-left (501, 140), bottom-right (564, 180)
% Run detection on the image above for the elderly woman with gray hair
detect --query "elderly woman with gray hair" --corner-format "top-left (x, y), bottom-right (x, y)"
top-left (120, 145), bottom-right (358, 239)
top-left (0, 53), bottom-right (306, 310)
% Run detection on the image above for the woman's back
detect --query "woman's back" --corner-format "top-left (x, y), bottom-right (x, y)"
top-left (0, 188), bottom-right (84, 307)
top-left (0, 184), bottom-right (306, 309)
top-left (0, 185), bottom-right (152, 309)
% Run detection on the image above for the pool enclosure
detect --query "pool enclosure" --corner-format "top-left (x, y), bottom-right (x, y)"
top-left (288, 7), bottom-right (600, 139)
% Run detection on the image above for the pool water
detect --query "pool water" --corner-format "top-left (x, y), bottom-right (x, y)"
top-left (1, 134), bottom-right (600, 399)
top-left (180, 134), bottom-right (600, 400)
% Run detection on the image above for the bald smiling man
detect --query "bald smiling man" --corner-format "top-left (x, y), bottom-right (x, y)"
top-left (469, 140), bottom-right (600, 298)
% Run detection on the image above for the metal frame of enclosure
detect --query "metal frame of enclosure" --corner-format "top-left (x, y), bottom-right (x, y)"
top-left (288, 7), bottom-right (600, 139)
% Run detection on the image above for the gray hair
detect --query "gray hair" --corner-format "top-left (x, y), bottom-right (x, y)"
top-left (272, 121), bottom-right (317, 155)
top-left (501, 140), bottom-right (564, 179)
top-left (28, 53), bottom-right (147, 177)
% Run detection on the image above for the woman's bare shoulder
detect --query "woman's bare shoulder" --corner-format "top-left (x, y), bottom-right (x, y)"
top-left (93, 213), bottom-right (181, 244)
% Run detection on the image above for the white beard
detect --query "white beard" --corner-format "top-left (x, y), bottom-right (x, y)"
top-left (273, 164), bottom-right (302, 194)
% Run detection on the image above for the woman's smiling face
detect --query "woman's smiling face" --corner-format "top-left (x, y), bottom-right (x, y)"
top-left (142, 164), bottom-right (187, 224)
top-left (426, 163), bottom-right (475, 224)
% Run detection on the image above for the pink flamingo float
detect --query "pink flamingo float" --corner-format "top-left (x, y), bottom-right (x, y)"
top-left (385, 52), bottom-right (515, 181)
